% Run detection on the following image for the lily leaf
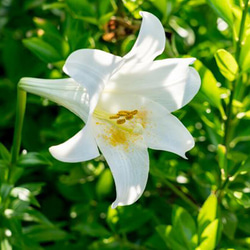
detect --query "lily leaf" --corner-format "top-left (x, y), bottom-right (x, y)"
top-left (198, 219), bottom-right (220, 250)
top-left (198, 194), bottom-right (218, 236)
top-left (214, 49), bottom-right (238, 81)
top-left (23, 37), bottom-right (63, 63)
top-left (207, 0), bottom-right (233, 26)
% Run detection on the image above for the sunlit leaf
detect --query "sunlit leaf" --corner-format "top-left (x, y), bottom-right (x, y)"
top-left (198, 219), bottom-right (220, 250)
top-left (214, 49), bottom-right (238, 81)
top-left (198, 194), bottom-right (218, 236)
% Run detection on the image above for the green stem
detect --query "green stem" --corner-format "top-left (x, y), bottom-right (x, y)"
top-left (220, 0), bottom-right (249, 192)
top-left (163, 179), bottom-right (199, 212)
top-left (10, 87), bottom-right (27, 166)
top-left (235, 0), bottom-right (249, 62)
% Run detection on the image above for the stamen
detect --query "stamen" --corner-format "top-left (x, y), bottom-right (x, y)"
top-left (131, 110), bottom-right (138, 115)
top-left (118, 111), bottom-right (130, 116)
top-left (125, 114), bottom-right (133, 120)
top-left (117, 118), bottom-right (126, 124)
top-left (109, 115), bottom-right (120, 119)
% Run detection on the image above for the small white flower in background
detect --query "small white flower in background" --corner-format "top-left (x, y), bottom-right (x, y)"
top-left (19, 11), bottom-right (201, 208)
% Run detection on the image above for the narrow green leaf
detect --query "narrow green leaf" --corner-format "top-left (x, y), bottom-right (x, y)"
top-left (215, 49), bottom-right (238, 81)
top-left (0, 183), bottom-right (13, 202)
top-left (17, 152), bottom-right (51, 168)
top-left (222, 211), bottom-right (237, 240)
top-left (10, 187), bottom-right (40, 207)
top-left (239, 28), bottom-right (250, 72)
top-left (217, 144), bottom-right (227, 178)
top-left (198, 219), bottom-right (219, 250)
top-left (228, 190), bottom-right (250, 208)
top-left (156, 225), bottom-right (188, 250)
top-left (0, 143), bottom-right (10, 162)
top-left (172, 206), bottom-right (197, 248)
top-left (198, 194), bottom-right (218, 236)
top-left (207, 0), bottom-right (233, 26)
top-left (23, 225), bottom-right (68, 242)
top-left (194, 60), bottom-right (226, 119)
top-left (23, 37), bottom-right (62, 63)
top-left (0, 238), bottom-right (12, 250)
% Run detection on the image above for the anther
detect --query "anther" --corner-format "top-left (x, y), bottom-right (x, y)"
top-left (118, 111), bottom-right (130, 116)
top-left (131, 110), bottom-right (138, 115)
top-left (117, 118), bottom-right (126, 124)
top-left (125, 114), bottom-right (133, 120)
top-left (109, 115), bottom-right (120, 119)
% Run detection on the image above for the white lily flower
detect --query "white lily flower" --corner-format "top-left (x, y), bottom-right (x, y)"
top-left (19, 11), bottom-right (201, 208)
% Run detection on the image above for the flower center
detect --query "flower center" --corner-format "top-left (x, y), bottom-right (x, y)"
top-left (93, 108), bottom-right (148, 148)
top-left (109, 110), bottom-right (138, 125)
top-left (93, 108), bottom-right (144, 135)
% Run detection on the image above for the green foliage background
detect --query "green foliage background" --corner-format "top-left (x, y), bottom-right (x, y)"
top-left (0, 0), bottom-right (250, 249)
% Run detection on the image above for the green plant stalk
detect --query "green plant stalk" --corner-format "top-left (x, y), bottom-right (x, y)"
top-left (220, 0), bottom-right (249, 192)
top-left (10, 86), bottom-right (27, 166)
top-left (163, 179), bottom-right (199, 212)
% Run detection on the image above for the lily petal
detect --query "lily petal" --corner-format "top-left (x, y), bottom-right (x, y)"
top-left (108, 58), bottom-right (200, 112)
top-left (142, 98), bottom-right (194, 158)
top-left (92, 118), bottom-right (149, 208)
top-left (63, 49), bottom-right (122, 112)
top-left (124, 11), bottom-right (165, 65)
top-left (19, 77), bottom-right (89, 122)
top-left (49, 120), bottom-right (99, 162)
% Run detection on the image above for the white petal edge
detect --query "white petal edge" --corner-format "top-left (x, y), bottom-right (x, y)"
top-left (123, 11), bottom-right (166, 65)
top-left (19, 77), bottom-right (89, 122)
top-left (92, 118), bottom-right (149, 208)
top-left (108, 57), bottom-right (201, 112)
top-left (142, 98), bottom-right (195, 158)
top-left (49, 120), bottom-right (99, 162)
top-left (63, 49), bottom-right (122, 113)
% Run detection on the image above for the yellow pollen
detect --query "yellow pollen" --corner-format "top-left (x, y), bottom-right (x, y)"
top-left (131, 110), bottom-right (138, 115)
top-left (118, 111), bottom-right (130, 116)
top-left (125, 114), bottom-right (133, 120)
top-left (117, 118), bottom-right (126, 124)
top-left (109, 115), bottom-right (120, 119)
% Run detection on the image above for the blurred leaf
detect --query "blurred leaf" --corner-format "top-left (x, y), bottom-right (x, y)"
top-left (10, 187), bottom-right (40, 207)
top-left (19, 182), bottom-right (45, 196)
top-left (239, 28), bottom-right (250, 72)
top-left (96, 168), bottom-right (113, 199)
top-left (237, 156), bottom-right (250, 174)
top-left (169, 16), bottom-right (195, 46)
top-left (65, 0), bottom-right (98, 25)
top-left (23, 225), bottom-right (68, 242)
top-left (23, 37), bottom-right (63, 63)
top-left (72, 222), bottom-right (110, 237)
top-left (228, 190), bottom-right (250, 208)
top-left (156, 225), bottom-right (188, 250)
top-left (198, 219), bottom-right (220, 250)
top-left (198, 194), bottom-right (218, 236)
top-left (0, 183), bottom-right (13, 204)
top-left (107, 206), bottom-right (152, 234)
top-left (238, 214), bottom-right (250, 234)
top-left (194, 60), bottom-right (226, 119)
top-left (207, 0), bottom-right (233, 26)
top-left (0, 238), bottom-right (12, 250)
top-left (222, 210), bottom-right (237, 240)
top-left (172, 206), bottom-right (197, 248)
top-left (214, 49), bottom-right (238, 81)
top-left (0, 143), bottom-right (10, 162)
top-left (17, 152), bottom-right (51, 168)
top-left (217, 144), bottom-right (227, 177)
